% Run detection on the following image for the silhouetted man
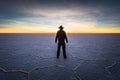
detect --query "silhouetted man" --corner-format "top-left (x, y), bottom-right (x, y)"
top-left (55, 25), bottom-right (68, 59)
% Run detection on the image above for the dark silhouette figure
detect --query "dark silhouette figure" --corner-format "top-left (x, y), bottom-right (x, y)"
top-left (55, 25), bottom-right (68, 59)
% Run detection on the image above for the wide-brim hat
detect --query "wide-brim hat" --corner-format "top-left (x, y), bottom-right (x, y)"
top-left (59, 25), bottom-right (64, 29)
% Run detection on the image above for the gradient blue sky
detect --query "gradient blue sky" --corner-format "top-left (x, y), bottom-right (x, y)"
top-left (0, 0), bottom-right (120, 33)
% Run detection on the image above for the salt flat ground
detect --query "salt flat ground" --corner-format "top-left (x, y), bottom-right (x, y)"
top-left (0, 34), bottom-right (120, 80)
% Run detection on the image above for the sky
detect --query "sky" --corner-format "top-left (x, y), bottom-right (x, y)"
top-left (0, 0), bottom-right (120, 33)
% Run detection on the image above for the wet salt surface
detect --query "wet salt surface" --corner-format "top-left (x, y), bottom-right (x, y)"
top-left (0, 34), bottom-right (120, 80)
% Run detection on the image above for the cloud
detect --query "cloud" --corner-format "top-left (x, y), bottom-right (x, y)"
top-left (0, 0), bottom-right (120, 30)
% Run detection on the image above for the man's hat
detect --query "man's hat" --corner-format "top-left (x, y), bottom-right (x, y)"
top-left (59, 25), bottom-right (64, 29)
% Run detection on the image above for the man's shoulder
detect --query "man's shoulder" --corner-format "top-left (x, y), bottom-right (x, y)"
top-left (58, 30), bottom-right (65, 32)
top-left (57, 30), bottom-right (60, 33)
top-left (57, 30), bottom-right (66, 34)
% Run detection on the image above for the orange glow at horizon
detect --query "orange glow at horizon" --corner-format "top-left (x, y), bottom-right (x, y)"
top-left (0, 27), bottom-right (120, 33)
top-left (0, 27), bottom-right (57, 33)
top-left (68, 28), bottom-right (120, 33)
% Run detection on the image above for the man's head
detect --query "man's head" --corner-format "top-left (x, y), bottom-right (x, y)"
top-left (59, 25), bottom-right (64, 30)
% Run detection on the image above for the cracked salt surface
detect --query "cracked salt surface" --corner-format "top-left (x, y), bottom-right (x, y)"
top-left (1, 58), bottom-right (119, 80)
top-left (0, 34), bottom-right (120, 80)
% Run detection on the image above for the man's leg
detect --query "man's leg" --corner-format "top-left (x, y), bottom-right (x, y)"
top-left (62, 43), bottom-right (67, 58)
top-left (57, 43), bottom-right (61, 58)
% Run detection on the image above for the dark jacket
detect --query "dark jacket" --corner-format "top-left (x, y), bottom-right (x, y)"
top-left (55, 30), bottom-right (68, 43)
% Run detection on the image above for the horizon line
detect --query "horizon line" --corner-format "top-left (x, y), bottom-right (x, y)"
top-left (0, 32), bottom-right (120, 34)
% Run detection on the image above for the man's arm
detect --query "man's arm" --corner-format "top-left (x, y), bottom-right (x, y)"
top-left (55, 32), bottom-right (58, 43)
top-left (65, 32), bottom-right (68, 43)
